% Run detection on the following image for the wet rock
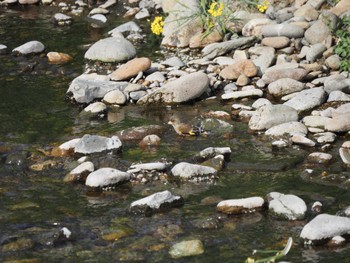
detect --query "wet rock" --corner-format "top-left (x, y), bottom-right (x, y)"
top-left (67, 73), bottom-right (128, 104)
top-left (0, 44), bottom-right (7, 54)
top-left (84, 37), bottom-right (136, 63)
top-left (217, 196), bottom-right (265, 215)
top-left (18, 0), bottom-right (39, 4)
top-left (300, 214), bottom-right (350, 245)
top-left (262, 36), bottom-right (290, 49)
top-left (127, 162), bottom-right (170, 183)
top-left (291, 134), bottom-right (316, 147)
top-left (249, 104), bottom-right (298, 131)
top-left (307, 152), bottom-right (333, 164)
top-left (261, 24), bottom-right (305, 38)
top-left (2, 237), bottom-right (34, 252)
top-left (242, 18), bottom-right (275, 37)
top-left (171, 162), bottom-right (217, 182)
top-left (64, 161), bottom-right (94, 183)
top-left (83, 102), bottom-right (107, 115)
top-left (267, 192), bottom-right (307, 220)
top-left (304, 20), bottom-right (331, 45)
top-left (103, 89), bottom-right (127, 105)
top-left (268, 78), bottom-right (305, 97)
top-left (312, 201), bottom-right (323, 214)
top-left (30, 160), bottom-right (57, 171)
top-left (74, 134), bottom-right (122, 155)
top-left (339, 141), bottom-right (350, 166)
top-left (196, 147), bottom-right (231, 161)
top-left (88, 14), bottom-right (107, 27)
top-left (154, 223), bottom-right (184, 240)
top-left (201, 155), bottom-right (225, 171)
top-left (99, 0), bottom-right (116, 9)
top-left (199, 118), bottom-right (234, 135)
top-left (327, 236), bottom-right (346, 248)
top-left (110, 57), bottom-right (151, 81)
top-left (139, 134), bottom-right (161, 148)
top-left (89, 7), bottom-right (109, 15)
top-left (130, 190), bottom-right (184, 216)
top-left (169, 239), bottom-right (204, 258)
top-left (314, 132), bottom-right (336, 144)
top-left (85, 168), bottom-right (130, 189)
top-left (33, 227), bottom-right (73, 247)
top-left (191, 216), bottom-right (222, 229)
top-left (47, 52), bottom-right (72, 64)
top-left (53, 13), bottom-right (72, 26)
top-left (221, 89), bottom-right (263, 100)
top-left (101, 226), bottom-right (134, 241)
top-left (202, 36), bottom-right (257, 60)
top-left (117, 125), bottom-right (164, 140)
top-left (137, 72), bottom-right (209, 104)
top-left (265, 121), bottom-right (308, 137)
top-left (12, 41), bottom-right (45, 55)
top-left (284, 87), bottom-right (327, 113)
top-left (262, 66), bottom-right (308, 85)
top-left (52, 138), bottom-right (80, 157)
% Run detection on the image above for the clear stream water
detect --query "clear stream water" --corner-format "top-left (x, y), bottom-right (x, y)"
top-left (1, 4), bottom-right (350, 263)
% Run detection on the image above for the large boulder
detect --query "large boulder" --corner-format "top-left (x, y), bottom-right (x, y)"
top-left (249, 104), bottom-right (299, 131)
top-left (300, 214), bottom-right (350, 245)
top-left (137, 72), bottom-right (209, 104)
top-left (84, 37), bottom-right (136, 62)
top-left (67, 73), bottom-right (128, 103)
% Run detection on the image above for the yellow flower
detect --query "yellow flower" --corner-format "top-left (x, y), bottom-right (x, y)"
top-left (208, 1), bottom-right (224, 17)
top-left (151, 16), bottom-right (164, 36)
top-left (257, 0), bottom-right (269, 13)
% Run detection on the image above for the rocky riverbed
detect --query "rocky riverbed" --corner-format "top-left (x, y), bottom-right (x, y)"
top-left (1, 0), bottom-right (350, 262)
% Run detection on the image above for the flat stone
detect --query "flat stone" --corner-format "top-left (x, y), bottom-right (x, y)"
top-left (268, 78), bottom-right (305, 97)
top-left (262, 36), bottom-right (290, 49)
top-left (249, 104), bottom-right (299, 131)
top-left (265, 121), bottom-right (308, 137)
top-left (324, 74), bottom-right (350, 94)
top-left (304, 20), bottom-right (331, 45)
top-left (339, 141), bottom-right (350, 165)
top-left (74, 134), bottom-right (122, 154)
top-left (169, 240), bottom-right (204, 258)
top-left (221, 89), bottom-right (263, 100)
top-left (110, 57), bottom-right (151, 81)
top-left (302, 115), bottom-right (330, 129)
top-left (267, 192), bottom-right (307, 220)
top-left (108, 21), bottom-right (142, 36)
top-left (328, 91), bottom-right (350, 102)
top-left (217, 196), bottom-right (265, 214)
top-left (291, 134), bottom-right (316, 147)
top-left (171, 162), bottom-right (217, 181)
top-left (325, 114), bottom-right (350, 133)
top-left (85, 168), bottom-right (130, 188)
top-left (12, 41), bottom-right (45, 55)
top-left (84, 37), bottom-right (136, 63)
top-left (307, 152), bottom-right (333, 164)
top-left (64, 161), bottom-right (94, 182)
top-left (262, 66), bottom-right (308, 85)
top-left (83, 102), bottom-right (107, 114)
top-left (47, 52), bottom-right (72, 64)
top-left (103, 89), bottom-right (127, 105)
top-left (284, 87), bottom-right (327, 113)
top-left (261, 24), bottom-right (305, 38)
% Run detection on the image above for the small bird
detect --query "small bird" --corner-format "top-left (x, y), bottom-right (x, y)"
top-left (168, 117), bottom-right (204, 136)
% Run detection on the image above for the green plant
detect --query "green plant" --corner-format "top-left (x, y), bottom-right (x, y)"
top-left (245, 237), bottom-right (293, 263)
top-left (335, 16), bottom-right (350, 72)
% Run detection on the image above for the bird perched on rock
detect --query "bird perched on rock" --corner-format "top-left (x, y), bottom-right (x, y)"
top-left (168, 117), bottom-right (205, 136)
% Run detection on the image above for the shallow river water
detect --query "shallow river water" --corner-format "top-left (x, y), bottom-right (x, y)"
top-left (1, 4), bottom-right (350, 263)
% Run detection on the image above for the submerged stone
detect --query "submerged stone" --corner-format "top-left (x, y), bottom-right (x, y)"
top-left (169, 239), bottom-right (204, 258)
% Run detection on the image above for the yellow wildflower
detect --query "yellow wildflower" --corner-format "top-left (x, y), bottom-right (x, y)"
top-left (151, 16), bottom-right (164, 36)
top-left (257, 0), bottom-right (269, 13)
top-left (208, 1), bottom-right (224, 17)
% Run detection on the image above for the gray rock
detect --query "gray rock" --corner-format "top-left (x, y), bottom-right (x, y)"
top-left (325, 54), bottom-right (341, 70)
top-left (217, 196), bottom-right (265, 214)
top-left (304, 20), bottom-right (331, 45)
top-left (135, 8), bottom-right (150, 19)
top-left (196, 147), bottom-right (231, 160)
top-left (252, 98), bottom-right (272, 109)
top-left (262, 66), bottom-right (308, 85)
top-left (328, 90), bottom-right (350, 102)
top-left (221, 89), bottom-right (263, 100)
top-left (171, 162), bottom-right (217, 181)
top-left (265, 121), bottom-right (308, 137)
top-left (129, 91), bottom-right (147, 101)
top-left (85, 168), bottom-right (130, 188)
top-left (251, 46), bottom-right (275, 74)
top-left (130, 190), bottom-right (184, 216)
top-left (145, 72), bottom-right (166, 82)
top-left (284, 87), bottom-right (327, 113)
top-left (249, 104), bottom-right (299, 131)
top-left (306, 43), bottom-right (327, 62)
top-left (103, 89), bottom-right (127, 105)
top-left (161, 57), bottom-right (185, 67)
top-left (300, 214), bottom-right (350, 245)
top-left (108, 21), bottom-right (142, 36)
top-left (169, 240), bottom-right (204, 258)
top-left (268, 78), bottom-right (305, 97)
top-left (137, 72), bottom-right (209, 104)
top-left (67, 73), bottom-right (128, 104)
top-left (267, 192), bottom-right (307, 220)
top-left (89, 14), bottom-right (107, 26)
top-left (202, 36), bottom-right (257, 60)
top-left (324, 74), bottom-right (350, 94)
top-left (261, 24), bottom-right (305, 38)
top-left (74, 134), bottom-right (122, 154)
top-left (84, 37), bottom-right (136, 63)
top-left (339, 141), bottom-right (350, 165)
top-left (89, 7), bottom-right (109, 15)
top-left (12, 41), bottom-right (45, 55)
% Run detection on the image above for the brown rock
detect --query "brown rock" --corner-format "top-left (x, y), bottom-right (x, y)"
top-left (47, 52), bottom-right (73, 64)
top-left (262, 68), bottom-right (309, 84)
top-left (110, 57), bottom-right (151, 81)
top-left (189, 31), bottom-right (223, 48)
top-left (139, 134), bottom-right (161, 148)
top-left (330, 0), bottom-right (350, 16)
top-left (236, 74), bottom-right (250, 86)
top-left (261, 36), bottom-right (290, 49)
top-left (219, 66), bottom-right (240, 80)
top-left (219, 59), bottom-right (258, 80)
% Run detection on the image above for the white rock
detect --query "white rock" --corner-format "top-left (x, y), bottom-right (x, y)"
top-left (59, 138), bottom-right (80, 151)
top-left (300, 214), bottom-right (350, 243)
top-left (171, 162), bottom-right (217, 179)
top-left (268, 78), bottom-right (305, 97)
top-left (70, 161), bottom-right (94, 175)
top-left (314, 132), bottom-right (336, 144)
top-left (217, 196), bottom-right (265, 214)
top-left (130, 190), bottom-right (182, 209)
top-left (291, 134), bottom-right (316, 147)
top-left (198, 147), bottom-right (231, 159)
top-left (252, 98), bottom-right (272, 109)
top-left (308, 152), bottom-right (333, 164)
top-left (328, 90), bottom-right (350, 102)
top-left (12, 40), bottom-right (45, 55)
top-left (265, 121), bottom-right (308, 137)
top-left (267, 192), bottom-right (307, 220)
top-left (83, 102), bottom-right (107, 114)
top-left (221, 89), bottom-right (263, 100)
top-left (129, 162), bottom-right (170, 171)
top-left (74, 134), bottom-right (122, 154)
top-left (339, 141), bottom-right (350, 165)
top-left (85, 168), bottom-right (130, 188)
